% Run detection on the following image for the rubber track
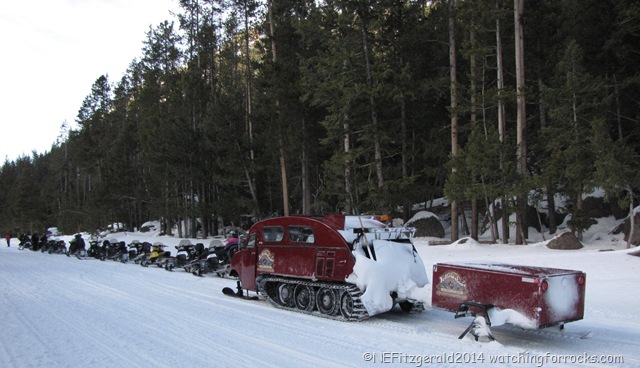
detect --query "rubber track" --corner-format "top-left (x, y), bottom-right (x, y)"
top-left (408, 301), bottom-right (425, 313)
top-left (257, 276), bottom-right (370, 322)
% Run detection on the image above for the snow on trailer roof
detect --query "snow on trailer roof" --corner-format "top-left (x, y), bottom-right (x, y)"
top-left (436, 262), bottom-right (584, 277)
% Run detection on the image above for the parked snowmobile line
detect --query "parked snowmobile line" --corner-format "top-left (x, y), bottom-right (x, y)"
top-left (222, 215), bottom-right (429, 321)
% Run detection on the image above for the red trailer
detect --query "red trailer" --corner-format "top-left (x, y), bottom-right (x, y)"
top-left (432, 262), bottom-right (586, 338)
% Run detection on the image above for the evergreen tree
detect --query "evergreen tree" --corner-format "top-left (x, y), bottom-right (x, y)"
top-left (541, 40), bottom-right (604, 240)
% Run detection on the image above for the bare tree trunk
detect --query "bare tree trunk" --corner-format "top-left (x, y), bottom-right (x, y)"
top-left (279, 139), bottom-right (289, 216)
top-left (301, 115), bottom-right (311, 214)
top-left (496, 1), bottom-right (508, 243)
top-left (268, 0), bottom-right (289, 216)
top-left (496, 2), bottom-right (506, 146)
top-left (190, 179), bottom-right (197, 238)
top-left (344, 117), bottom-right (353, 215)
top-left (244, 0), bottom-right (254, 161)
top-left (359, 15), bottom-right (384, 191)
top-left (449, 0), bottom-right (459, 242)
top-left (470, 24), bottom-right (479, 240)
top-left (515, 0), bottom-right (527, 244)
top-left (626, 186), bottom-right (634, 249)
top-left (614, 75), bottom-right (623, 142)
top-left (575, 193), bottom-right (583, 241)
top-left (401, 94), bottom-right (411, 222)
top-left (539, 78), bottom-right (557, 235)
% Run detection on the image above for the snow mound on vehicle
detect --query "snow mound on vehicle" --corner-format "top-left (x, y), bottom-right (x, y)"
top-left (487, 307), bottom-right (536, 329)
top-left (346, 239), bottom-right (429, 316)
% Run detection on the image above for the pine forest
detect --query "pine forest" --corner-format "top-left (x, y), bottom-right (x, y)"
top-left (1, 0), bottom-right (639, 243)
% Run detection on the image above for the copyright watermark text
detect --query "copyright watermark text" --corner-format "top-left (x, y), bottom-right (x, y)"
top-left (362, 351), bottom-right (624, 367)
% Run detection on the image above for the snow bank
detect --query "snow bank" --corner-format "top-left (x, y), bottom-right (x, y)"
top-left (449, 237), bottom-right (483, 248)
top-left (346, 239), bottom-right (429, 316)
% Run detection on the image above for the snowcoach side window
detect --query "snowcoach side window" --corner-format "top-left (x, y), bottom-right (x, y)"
top-left (262, 226), bottom-right (284, 242)
top-left (245, 233), bottom-right (257, 249)
top-left (288, 226), bottom-right (315, 243)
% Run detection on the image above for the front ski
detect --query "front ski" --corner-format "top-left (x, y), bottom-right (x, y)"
top-left (222, 282), bottom-right (259, 300)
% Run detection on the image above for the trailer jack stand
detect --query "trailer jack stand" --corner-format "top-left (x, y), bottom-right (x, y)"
top-left (458, 317), bottom-right (496, 341)
top-left (455, 302), bottom-right (495, 341)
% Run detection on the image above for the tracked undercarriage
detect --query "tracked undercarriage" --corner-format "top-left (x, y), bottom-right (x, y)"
top-left (257, 276), bottom-right (369, 321)
top-left (256, 276), bottom-right (425, 321)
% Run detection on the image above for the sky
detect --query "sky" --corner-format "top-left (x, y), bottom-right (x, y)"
top-left (0, 0), bottom-right (179, 162)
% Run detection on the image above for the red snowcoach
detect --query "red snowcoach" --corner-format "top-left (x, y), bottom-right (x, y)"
top-left (224, 214), bottom-right (428, 321)
top-left (432, 262), bottom-right (586, 339)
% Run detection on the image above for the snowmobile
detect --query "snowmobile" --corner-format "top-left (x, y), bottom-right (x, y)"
top-left (46, 238), bottom-right (67, 254)
top-left (86, 239), bottom-right (106, 260)
top-left (204, 238), bottom-right (239, 277)
top-left (103, 239), bottom-right (129, 263)
top-left (115, 241), bottom-right (130, 262)
top-left (67, 234), bottom-right (87, 259)
top-left (18, 238), bottom-right (32, 250)
top-left (34, 233), bottom-right (52, 252)
top-left (140, 242), bottom-right (171, 267)
top-left (184, 243), bottom-right (209, 276)
top-left (40, 238), bottom-right (52, 253)
top-left (132, 242), bottom-right (152, 264)
top-left (127, 240), bottom-right (142, 262)
top-left (164, 240), bottom-right (196, 271)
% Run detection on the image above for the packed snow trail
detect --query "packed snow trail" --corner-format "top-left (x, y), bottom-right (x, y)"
top-left (1, 239), bottom-right (637, 367)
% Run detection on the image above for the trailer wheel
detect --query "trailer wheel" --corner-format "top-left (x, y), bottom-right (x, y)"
top-left (294, 284), bottom-right (315, 312)
top-left (340, 291), bottom-right (355, 319)
top-left (277, 283), bottom-right (294, 307)
top-left (316, 287), bottom-right (338, 315)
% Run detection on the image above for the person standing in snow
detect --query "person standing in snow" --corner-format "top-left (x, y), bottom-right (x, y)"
top-left (75, 234), bottom-right (86, 254)
top-left (31, 232), bottom-right (39, 250)
top-left (5, 233), bottom-right (10, 247)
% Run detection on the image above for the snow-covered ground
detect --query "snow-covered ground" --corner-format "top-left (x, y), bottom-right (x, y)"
top-left (1, 224), bottom-right (638, 367)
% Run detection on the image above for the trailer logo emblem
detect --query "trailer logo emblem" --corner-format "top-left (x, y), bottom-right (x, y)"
top-left (436, 271), bottom-right (468, 297)
top-left (258, 249), bottom-right (275, 272)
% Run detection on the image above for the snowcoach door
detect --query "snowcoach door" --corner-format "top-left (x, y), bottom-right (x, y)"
top-left (237, 233), bottom-right (258, 291)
